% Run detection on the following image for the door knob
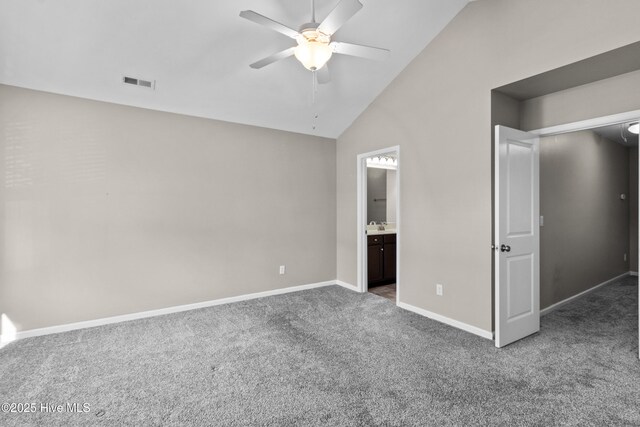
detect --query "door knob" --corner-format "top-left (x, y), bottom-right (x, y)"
top-left (500, 244), bottom-right (511, 252)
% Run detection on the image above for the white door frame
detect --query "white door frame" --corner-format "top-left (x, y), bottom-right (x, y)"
top-left (527, 109), bottom-right (640, 358)
top-left (357, 145), bottom-right (401, 304)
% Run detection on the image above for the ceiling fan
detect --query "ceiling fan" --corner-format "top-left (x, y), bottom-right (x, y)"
top-left (239, 0), bottom-right (390, 84)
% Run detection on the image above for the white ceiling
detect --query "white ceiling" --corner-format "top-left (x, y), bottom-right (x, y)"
top-left (0, 0), bottom-right (468, 138)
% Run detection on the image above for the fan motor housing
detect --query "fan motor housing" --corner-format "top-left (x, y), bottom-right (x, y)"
top-left (297, 26), bottom-right (331, 45)
top-left (299, 22), bottom-right (319, 33)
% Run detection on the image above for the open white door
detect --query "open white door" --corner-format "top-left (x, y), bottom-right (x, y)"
top-left (495, 125), bottom-right (540, 348)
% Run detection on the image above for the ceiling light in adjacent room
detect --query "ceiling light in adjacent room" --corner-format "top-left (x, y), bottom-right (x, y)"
top-left (628, 122), bottom-right (639, 134)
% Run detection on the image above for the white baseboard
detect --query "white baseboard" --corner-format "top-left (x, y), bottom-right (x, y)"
top-left (2, 280), bottom-right (342, 347)
top-left (397, 301), bottom-right (493, 340)
top-left (335, 280), bottom-right (358, 291)
top-left (630, 271), bottom-right (638, 277)
top-left (540, 272), bottom-right (631, 317)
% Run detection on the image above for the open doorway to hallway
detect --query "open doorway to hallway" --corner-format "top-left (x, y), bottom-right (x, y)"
top-left (494, 114), bottom-right (640, 349)
top-left (539, 122), bottom-right (638, 313)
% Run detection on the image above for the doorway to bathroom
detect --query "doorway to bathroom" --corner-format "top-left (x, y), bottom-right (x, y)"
top-left (357, 146), bottom-right (400, 303)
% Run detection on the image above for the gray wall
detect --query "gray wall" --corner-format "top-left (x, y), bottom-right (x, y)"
top-left (540, 131), bottom-right (630, 309)
top-left (366, 168), bottom-right (387, 223)
top-left (521, 70), bottom-right (640, 131)
top-left (518, 67), bottom-right (640, 279)
top-left (631, 147), bottom-right (639, 272)
top-left (337, 0), bottom-right (640, 333)
top-left (491, 91), bottom-right (521, 131)
top-left (0, 84), bottom-right (336, 332)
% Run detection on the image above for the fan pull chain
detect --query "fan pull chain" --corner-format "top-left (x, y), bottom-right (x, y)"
top-left (311, 70), bottom-right (318, 104)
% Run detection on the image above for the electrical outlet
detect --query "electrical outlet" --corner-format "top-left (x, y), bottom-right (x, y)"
top-left (279, 265), bottom-right (286, 275)
top-left (436, 284), bottom-right (443, 296)
top-left (624, 253), bottom-right (628, 262)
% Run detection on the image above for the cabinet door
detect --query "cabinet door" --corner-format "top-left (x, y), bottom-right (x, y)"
top-left (383, 242), bottom-right (396, 281)
top-left (368, 244), bottom-right (383, 283)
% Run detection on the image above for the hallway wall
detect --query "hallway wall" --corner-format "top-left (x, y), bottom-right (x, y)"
top-left (539, 130), bottom-right (630, 309)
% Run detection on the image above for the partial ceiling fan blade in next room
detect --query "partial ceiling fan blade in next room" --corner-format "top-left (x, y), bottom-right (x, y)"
top-left (331, 42), bottom-right (390, 61)
top-left (250, 47), bottom-right (297, 69)
top-left (239, 10), bottom-right (300, 39)
top-left (317, 0), bottom-right (363, 36)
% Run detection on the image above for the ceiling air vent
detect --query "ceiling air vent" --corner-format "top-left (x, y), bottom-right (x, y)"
top-left (123, 76), bottom-right (155, 89)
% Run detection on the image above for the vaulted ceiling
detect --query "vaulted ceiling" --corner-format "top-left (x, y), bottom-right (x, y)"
top-left (0, 0), bottom-right (468, 138)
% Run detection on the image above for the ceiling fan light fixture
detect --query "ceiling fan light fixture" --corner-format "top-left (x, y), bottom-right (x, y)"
top-left (628, 122), bottom-right (639, 135)
top-left (294, 30), bottom-right (333, 71)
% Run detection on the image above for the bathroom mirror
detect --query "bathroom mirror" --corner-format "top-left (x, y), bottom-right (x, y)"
top-left (366, 153), bottom-right (397, 224)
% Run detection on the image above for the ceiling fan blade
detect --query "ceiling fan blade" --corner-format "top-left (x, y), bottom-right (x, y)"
top-left (250, 47), bottom-right (296, 69)
top-left (239, 10), bottom-right (299, 39)
top-left (317, 0), bottom-right (363, 36)
top-left (331, 42), bottom-right (389, 61)
top-left (316, 65), bottom-right (331, 84)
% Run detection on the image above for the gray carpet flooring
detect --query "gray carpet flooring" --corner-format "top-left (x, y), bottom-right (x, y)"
top-left (1, 277), bottom-right (639, 426)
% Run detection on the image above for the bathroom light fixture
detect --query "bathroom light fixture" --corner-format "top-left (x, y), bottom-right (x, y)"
top-left (628, 122), bottom-right (639, 134)
top-left (367, 156), bottom-right (397, 170)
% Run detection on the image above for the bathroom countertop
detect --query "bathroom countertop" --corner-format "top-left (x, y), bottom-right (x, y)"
top-left (366, 229), bottom-right (397, 236)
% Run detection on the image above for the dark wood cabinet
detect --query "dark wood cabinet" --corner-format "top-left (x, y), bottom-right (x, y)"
top-left (368, 243), bottom-right (383, 282)
top-left (367, 233), bottom-right (396, 287)
top-left (383, 242), bottom-right (396, 281)
top-left (368, 235), bottom-right (383, 245)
